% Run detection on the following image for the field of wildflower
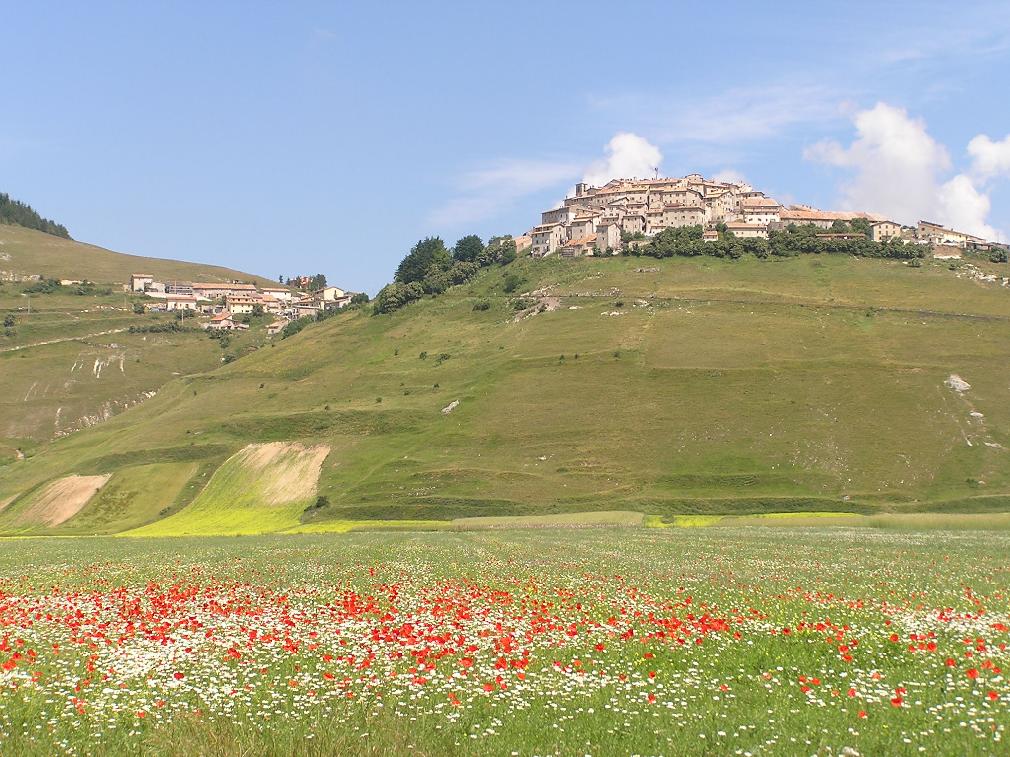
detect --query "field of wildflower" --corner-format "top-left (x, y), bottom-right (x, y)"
top-left (1, 527), bottom-right (1008, 756)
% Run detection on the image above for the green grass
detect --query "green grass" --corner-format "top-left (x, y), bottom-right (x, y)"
top-left (0, 527), bottom-right (1008, 755)
top-left (57, 462), bottom-right (199, 534)
top-left (0, 223), bottom-right (275, 286)
top-left (451, 509), bottom-right (644, 529)
top-left (0, 224), bottom-right (279, 448)
top-left (5, 252), bottom-right (1010, 534)
top-left (283, 518), bottom-right (451, 534)
top-left (0, 289), bottom-right (269, 447)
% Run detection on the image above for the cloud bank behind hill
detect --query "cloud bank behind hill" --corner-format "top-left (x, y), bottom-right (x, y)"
top-left (805, 102), bottom-right (1009, 240)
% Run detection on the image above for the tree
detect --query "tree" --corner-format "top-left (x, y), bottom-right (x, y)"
top-left (3, 313), bottom-right (15, 329)
top-left (480, 236), bottom-right (518, 266)
top-left (502, 272), bottom-right (523, 293)
top-left (395, 237), bottom-right (452, 284)
top-left (252, 304), bottom-right (264, 317)
top-left (453, 234), bottom-right (485, 262)
top-left (350, 292), bottom-right (370, 305)
top-left (132, 302), bottom-right (144, 314)
top-left (498, 238), bottom-right (517, 265)
top-left (0, 192), bottom-right (70, 238)
top-left (310, 273), bottom-right (327, 291)
top-left (373, 281), bottom-right (424, 314)
top-left (850, 217), bottom-right (872, 237)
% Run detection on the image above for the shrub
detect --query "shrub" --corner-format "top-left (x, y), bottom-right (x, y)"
top-left (502, 272), bottom-right (524, 293)
top-left (373, 281), bottom-right (424, 314)
top-left (472, 300), bottom-right (490, 311)
top-left (281, 317), bottom-right (311, 339)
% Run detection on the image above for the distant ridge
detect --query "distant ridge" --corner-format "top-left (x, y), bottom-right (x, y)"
top-left (0, 224), bottom-right (276, 286)
top-left (0, 192), bottom-right (70, 239)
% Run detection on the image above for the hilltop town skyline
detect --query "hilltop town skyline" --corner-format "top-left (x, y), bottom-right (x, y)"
top-left (525, 172), bottom-right (1000, 259)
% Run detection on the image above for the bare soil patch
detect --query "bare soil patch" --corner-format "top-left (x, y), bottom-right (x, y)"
top-left (236, 442), bottom-right (330, 505)
top-left (16, 475), bottom-right (111, 527)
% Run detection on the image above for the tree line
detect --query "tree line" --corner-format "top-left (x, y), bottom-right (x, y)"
top-left (373, 234), bottom-right (517, 314)
top-left (0, 193), bottom-right (70, 238)
top-left (625, 222), bottom-right (923, 261)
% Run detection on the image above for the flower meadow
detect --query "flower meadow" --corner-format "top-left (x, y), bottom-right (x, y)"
top-left (1, 528), bottom-right (1008, 756)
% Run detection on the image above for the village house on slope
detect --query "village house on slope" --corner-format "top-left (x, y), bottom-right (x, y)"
top-left (203, 311), bottom-right (248, 331)
top-left (128, 274), bottom-right (363, 327)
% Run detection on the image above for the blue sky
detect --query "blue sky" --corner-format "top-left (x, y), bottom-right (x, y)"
top-left (3, 1), bottom-right (1010, 292)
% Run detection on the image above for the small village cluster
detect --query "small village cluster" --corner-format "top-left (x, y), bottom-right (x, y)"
top-left (127, 274), bottom-right (354, 334)
top-left (528, 174), bottom-right (1002, 258)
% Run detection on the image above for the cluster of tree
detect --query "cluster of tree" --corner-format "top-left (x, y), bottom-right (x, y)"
top-left (0, 193), bottom-right (70, 238)
top-left (375, 234), bottom-right (517, 315)
top-left (19, 278), bottom-right (111, 296)
top-left (620, 230), bottom-right (647, 243)
top-left (625, 223), bottom-right (923, 261)
top-left (282, 273), bottom-right (327, 290)
top-left (22, 278), bottom-right (64, 294)
top-left (128, 322), bottom-right (197, 334)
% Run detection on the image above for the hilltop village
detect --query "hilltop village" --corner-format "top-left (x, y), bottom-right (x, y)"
top-left (128, 274), bottom-right (360, 335)
top-left (527, 174), bottom-right (1003, 258)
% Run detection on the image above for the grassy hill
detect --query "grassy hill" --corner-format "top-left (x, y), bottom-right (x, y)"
top-left (3, 251), bottom-right (1010, 535)
top-left (0, 223), bottom-right (275, 285)
top-left (0, 224), bottom-right (279, 452)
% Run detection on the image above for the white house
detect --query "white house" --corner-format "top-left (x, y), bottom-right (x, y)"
top-left (726, 222), bottom-right (769, 239)
top-left (261, 286), bottom-right (294, 301)
top-left (531, 223), bottom-right (566, 257)
top-left (166, 295), bottom-right (198, 311)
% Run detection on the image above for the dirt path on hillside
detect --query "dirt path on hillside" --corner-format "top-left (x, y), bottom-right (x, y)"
top-left (236, 443), bottom-right (330, 505)
top-left (15, 474), bottom-right (111, 527)
top-left (0, 328), bottom-right (130, 354)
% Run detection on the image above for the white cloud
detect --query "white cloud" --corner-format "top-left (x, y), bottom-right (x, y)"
top-left (968, 133), bottom-right (1010, 179)
top-left (803, 102), bottom-right (950, 222)
top-left (804, 102), bottom-right (1003, 239)
top-left (429, 133), bottom-right (662, 228)
top-left (937, 175), bottom-right (997, 240)
top-left (427, 158), bottom-right (579, 227)
top-left (583, 133), bottom-right (662, 185)
top-left (712, 169), bottom-right (747, 185)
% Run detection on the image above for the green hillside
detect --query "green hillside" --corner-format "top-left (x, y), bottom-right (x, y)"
top-left (0, 223), bottom-right (279, 452)
top-left (2, 252), bottom-right (1010, 535)
top-left (0, 223), bottom-right (276, 285)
